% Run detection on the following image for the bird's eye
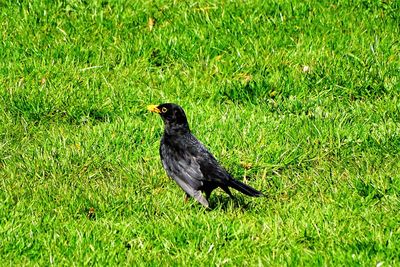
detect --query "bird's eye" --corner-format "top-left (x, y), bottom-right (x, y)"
top-left (161, 107), bottom-right (168, 113)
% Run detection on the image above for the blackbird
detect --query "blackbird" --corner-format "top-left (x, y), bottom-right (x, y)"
top-left (147, 103), bottom-right (263, 208)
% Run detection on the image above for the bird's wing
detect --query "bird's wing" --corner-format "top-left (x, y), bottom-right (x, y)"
top-left (188, 136), bottom-right (263, 197)
top-left (197, 153), bottom-right (232, 183)
top-left (198, 152), bottom-right (263, 197)
top-left (185, 135), bottom-right (232, 183)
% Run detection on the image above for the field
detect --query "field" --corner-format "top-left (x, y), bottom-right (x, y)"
top-left (1, 0), bottom-right (399, 265)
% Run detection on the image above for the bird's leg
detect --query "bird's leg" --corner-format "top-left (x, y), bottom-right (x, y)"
top-left (222, 186), bottom-right (234, 198)
top-left (205, 190), bottom-right (212, 201)
top-left (184, 193), bottom-right (190, 203)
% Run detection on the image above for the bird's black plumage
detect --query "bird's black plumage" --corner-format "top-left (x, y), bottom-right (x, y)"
top-left (148, 103), bottom-right (263, 208)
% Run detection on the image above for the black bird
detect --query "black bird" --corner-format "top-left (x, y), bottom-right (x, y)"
top-left (147, 103), bottom-right (263, 208)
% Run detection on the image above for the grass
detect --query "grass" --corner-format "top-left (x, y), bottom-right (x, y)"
top-left (1, 0), bottom-right (399, 265)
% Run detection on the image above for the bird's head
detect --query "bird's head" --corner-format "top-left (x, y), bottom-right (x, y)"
top-left (147, 103), bottom-right (190, 134)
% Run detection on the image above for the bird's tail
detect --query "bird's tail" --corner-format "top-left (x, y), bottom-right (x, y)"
top-left (228, 179), bottom-right (263, 197)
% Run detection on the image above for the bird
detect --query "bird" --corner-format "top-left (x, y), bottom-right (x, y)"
top-left (147, 103), bottom-right (263, 208)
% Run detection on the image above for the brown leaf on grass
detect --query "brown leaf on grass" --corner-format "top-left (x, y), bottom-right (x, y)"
top-left (148, 17), bottom-right (155, 31)
top-left (240, 162), bottom-right (253, 170)
top-left (214, 55), bottom-right (222, 61)
top-left (18, 77), bottom-right (24, 87)
top-left (87, 207), bottom-right (96, 220)
top-left (237, 73), bottom-right (252, 84)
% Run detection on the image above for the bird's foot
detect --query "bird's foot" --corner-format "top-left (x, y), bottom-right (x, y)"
top-left (184, 194), bottom-right (190, 203)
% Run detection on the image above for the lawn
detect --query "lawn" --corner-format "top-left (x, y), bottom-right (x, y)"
top-left (1, 0), bottom-right (399, 265)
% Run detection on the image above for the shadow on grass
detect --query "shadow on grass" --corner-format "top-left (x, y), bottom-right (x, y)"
top-left (208, 194), bottom-right (253, 211)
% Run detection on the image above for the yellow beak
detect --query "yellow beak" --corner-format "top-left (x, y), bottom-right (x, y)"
top-left (147, 104), bottom-right (161, 113)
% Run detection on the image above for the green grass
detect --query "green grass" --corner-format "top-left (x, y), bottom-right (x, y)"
top-left (1, 0), bottom-right (399, 265)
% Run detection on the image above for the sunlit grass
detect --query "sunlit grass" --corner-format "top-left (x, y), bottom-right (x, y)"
top-left (1, 0), bottom-right (399, 265)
